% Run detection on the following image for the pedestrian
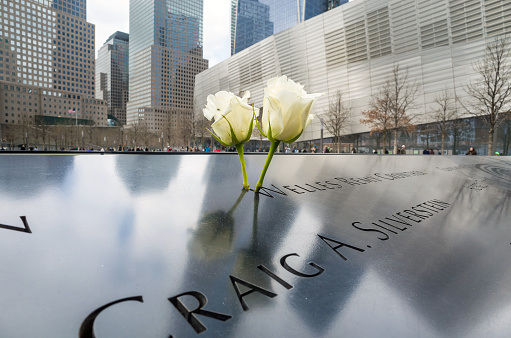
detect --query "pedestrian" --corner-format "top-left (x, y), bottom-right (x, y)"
top-left (466, 147), bottom-right (477, 155)
top-left (400, 145), bottom-right (406, 154)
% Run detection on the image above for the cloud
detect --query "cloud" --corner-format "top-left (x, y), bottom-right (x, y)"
top-left (203, 0), bottom-right (231, 67)
top-left (88, 0), bottom-right (130, 57)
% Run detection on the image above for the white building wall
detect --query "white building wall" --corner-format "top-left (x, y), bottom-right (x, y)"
top-left (195, 0), bottom-right (511, 142)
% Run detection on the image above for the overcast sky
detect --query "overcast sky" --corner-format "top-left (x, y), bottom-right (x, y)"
top-left (87, 0), bottom-right (232, 67)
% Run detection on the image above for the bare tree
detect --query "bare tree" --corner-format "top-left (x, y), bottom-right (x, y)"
top-left (35, 117), bottom-right (51, 150)
top-left (85, 123), bottom-right (95, 148)
top-left (431, 90), bottom-right (458, 154)
top-left (387, 65), bottom-right (419, 154)
top-left (3, 125), bottom-right (16, 150)
top-left (463, 35), bottom-right (511, 155)
top-left (360, 86), bottom-right (392, 154)
top-left (138, 120), bottom-right (152, 149)
top-left (451, 117), bottom-right (473, 155)
top-left (19, 115), bottom-right (34, 148)
top-left (177, 112), bottom-right (193, 148)
top-left (322, 90), bottom-right (351, 153)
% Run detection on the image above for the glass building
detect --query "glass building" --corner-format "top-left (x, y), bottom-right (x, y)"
top-left (96, 32), bottom-right (130, 126)
top-left (231, 0), bottom-right (348, 55)
top-left (127, 0), bottom-right (208, 133)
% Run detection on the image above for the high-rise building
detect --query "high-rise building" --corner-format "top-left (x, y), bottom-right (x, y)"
top-left (231, 0), bottom-right (348, 55)
top-left (96, 32), bottom-right (129, 126)
top-left (126, 0), bottom-right (208, 134)
top-left (0, 0), bottom-right (106, 127)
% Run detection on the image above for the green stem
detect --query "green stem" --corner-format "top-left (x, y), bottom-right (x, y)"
top-left (235, 143), bottom-right (250, 190)
top-left (254, 141), bottom-right (281, 193)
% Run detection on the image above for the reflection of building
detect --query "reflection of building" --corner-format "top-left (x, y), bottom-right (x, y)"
top-left (197, 0), bottom-right (511, 154)
top-left (231, 0), bottom-right (348, 54)
top-left (96, 32), bottom-right (130, 126)
top-left (126, 0), bottom-right (208, 133)
top-left (0, 0), bottom-right (107, 127)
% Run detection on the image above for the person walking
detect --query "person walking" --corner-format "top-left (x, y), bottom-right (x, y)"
top-left (466, 147), bottom-right (477, 155)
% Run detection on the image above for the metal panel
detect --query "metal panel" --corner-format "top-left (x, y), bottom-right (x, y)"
top-left (0, 154), bottom-right (510, 337)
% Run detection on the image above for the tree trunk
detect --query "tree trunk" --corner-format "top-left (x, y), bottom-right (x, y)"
top-left (488, 127), bottom-right (494, 155)
top-left (441, 132), bottom-right (445, 154)
top-left (393, 129), bottom-right (398, 154)
top-left (382, 133), bottom-right (386, 154)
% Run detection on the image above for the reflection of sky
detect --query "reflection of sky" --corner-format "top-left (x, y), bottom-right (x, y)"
top-left (0, 154), bottom-right (212, 337)
top-left (0, 155), bottom-right (510, 336)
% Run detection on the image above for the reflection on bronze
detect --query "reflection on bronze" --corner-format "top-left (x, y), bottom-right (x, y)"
top-left (79, 296), bottom-right (144, 338)
top-left (168, 291), bottom-right (232, 334)
top-left (189, 190), bottom-right (247, 261)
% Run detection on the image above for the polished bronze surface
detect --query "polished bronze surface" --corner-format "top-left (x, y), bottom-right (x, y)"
top-left (0, 154), bottom-right (510, 337)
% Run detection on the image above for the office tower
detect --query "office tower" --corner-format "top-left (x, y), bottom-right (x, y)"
top-left (231, 0), bottom-right (348, 55)
top-left (126, 0), bottom-right (208, 134)
top-left (0, 0), bottom-right (106, 127)
top-left (96, 32), bottom-right (129, 126)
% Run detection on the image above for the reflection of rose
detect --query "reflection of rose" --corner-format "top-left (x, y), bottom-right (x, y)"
top-left (189, 191), bottom-right (247, 261)
top-left (189, 211), bottom-right (235, 261)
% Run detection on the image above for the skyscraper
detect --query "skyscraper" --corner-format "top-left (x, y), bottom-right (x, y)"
top-left (96, 32), bottom-right (129, 126)
top-left (0, 0), bottom-right (106, 127)
top-left (126, 0), bottom-right (208, 135)
top-left (231, 0), bottom-right (348, 54)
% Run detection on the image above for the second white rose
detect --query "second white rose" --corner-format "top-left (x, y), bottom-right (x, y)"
top-left (261, 76), bottom-right (323, 143)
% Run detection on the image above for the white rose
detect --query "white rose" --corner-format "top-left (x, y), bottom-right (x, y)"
top-left (261, 76), bottom-right (323, 143)
top-left (203, 91), bottom-right (258, 146)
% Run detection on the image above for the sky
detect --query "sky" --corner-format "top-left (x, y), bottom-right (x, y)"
top-left (87, 0), bottom-right (232, 67)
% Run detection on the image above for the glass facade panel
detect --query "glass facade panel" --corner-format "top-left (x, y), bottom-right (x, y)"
top-left (231, 0), bottom-right (348, 54)
top-left (96, 32), bottom-right (129, 125)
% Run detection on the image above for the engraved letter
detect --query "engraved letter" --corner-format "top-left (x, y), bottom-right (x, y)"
top-left (317, 234), bottom-right (365, 260)
top-left (169, 291), bottom-right (232, 334)
top-left (352, 221), bottom-right (390, 240)
top-left (79, 296), bottom-right (144, 338)
top-left (257, 265), bottom-right (293, 290)
top-left (280, 253), bottom-right (325, 277)
top-left (229, 275), bottom-right (277, 311)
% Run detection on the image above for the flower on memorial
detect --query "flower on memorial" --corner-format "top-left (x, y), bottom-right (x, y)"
top-left (203, 91), bottom-right (258, 190)
top-left (260, 75), bottom-right (323, 143)
top-left (203, 91), bottom-right (257, 146)
top-left (255, 76), bottom-right (323, 192)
